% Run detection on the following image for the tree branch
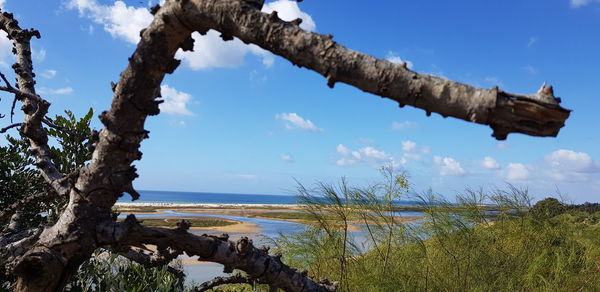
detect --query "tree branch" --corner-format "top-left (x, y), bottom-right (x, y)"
top-left (0, 0), bottom-right (574, 291)
top-left (0, 14), bottom-right (69, 197)
top-left (176, 0), bottom-right (570, 140)
top-left (114, 247), bottom-right (185, 280)
top-left (101, 216), bottom-right (336, 292)
top-left (115, 246), bottom-right (182, 268)
top-left (0, 192), bottom-right (56, 226)
top-left (194, 275), bottom-right (252, 292)
top-left (0, 227), bottom-right (42, 274)
top-left (0, 122), bottom-right (21, 133)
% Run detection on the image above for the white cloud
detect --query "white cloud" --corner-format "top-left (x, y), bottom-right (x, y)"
top-left (336, 144), bottom-right (350, 156)
top-left (67, 0), bottom-right (153, 44)
top-left (0, 31), bottom-right (13, 68)
top-left (336, 144), bottom-right (404, 168)
top-left (385, 51), bottom-right (413, 69)
top-left (543, 149), bottom-right (598, 182)
top-left (434, 156), bottom-right (466, 176)
top-left (392, 121), bottom-right (418, 131)
top-left (361, 146), bottom-right (392, 161)
top-left (41, 69), bottom-right (58, 79)
top-left (276, 112), bottom-right (322, 132)
top-left (280, 153), bottom-right (294, 163)
top-left (39, 87), bottom-right (74, 95)
top-left (67, 0), bottom-right (315, 70)
top-left (402, 140), bottom-right (417, 152)
top-left (159, 84), bottom-right (193, 116)
top-left (177, 31), bottom-right (275, 70)
top-left (527, 37), bottom-right (537, 47)
top-left (401, 140), bottom-right (430, 161)
top-left (481, 156), bottom-right (500, 169)
top-left (505, 163), bottom-right (530, 181)
top-left (571, 0), bottom-right (600, 7)
top-left (0, 0), bottom-right (5, 9)
top-left (262, 0), bottom-right (316, 32)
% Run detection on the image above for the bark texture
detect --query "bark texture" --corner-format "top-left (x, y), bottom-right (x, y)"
top-left (0, 0), bottom-right (571, 291)
top-left (176, 0), bottom-right (570, 140)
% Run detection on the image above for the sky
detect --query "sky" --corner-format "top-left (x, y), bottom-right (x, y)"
top-left (0, 0), bottom-right (599, 203)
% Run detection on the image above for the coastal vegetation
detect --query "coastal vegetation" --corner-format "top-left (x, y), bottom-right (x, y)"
top-left (129, 217), bottom-right (236, 228)
top-left (270, 171), bottom-right (600, 291)
top-left (0, 2), bottom-right (576, 292)
top-left (4, 118), bottom-right (600, 291)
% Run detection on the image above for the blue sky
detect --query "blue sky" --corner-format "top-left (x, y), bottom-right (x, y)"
top-left (1, 0), bottom-right (599, 202)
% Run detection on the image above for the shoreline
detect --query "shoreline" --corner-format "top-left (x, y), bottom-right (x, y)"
top-left (115, 203), bottom-right (425, 233)
top-left (115, 202), bottom-right (305, 209)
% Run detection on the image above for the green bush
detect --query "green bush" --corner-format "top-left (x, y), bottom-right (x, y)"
top-left (274, 173), bottom-right (600, 291)
top-left (530, 198), bottom-right (567, 220)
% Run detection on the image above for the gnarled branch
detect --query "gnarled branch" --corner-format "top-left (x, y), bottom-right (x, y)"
top-left (176, 0), bottom-right (570, 140)
top-left (1, 0), bottom-right (574, 291)
top-left (0, 14), bottom-right (69, 197)
top-left (194, 275), bottom-right (252, 292)
top-left (114, 247), bottom-right (186, 280)
top-left (0, 192), bottom-right (55, 225)
top-left (0, 122), bottom-right (21, 133)
top-left (102, 216), bottom-right (336, 292)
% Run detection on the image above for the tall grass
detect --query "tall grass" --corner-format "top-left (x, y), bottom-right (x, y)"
top-left (273, 167), bottom-right (600, 291)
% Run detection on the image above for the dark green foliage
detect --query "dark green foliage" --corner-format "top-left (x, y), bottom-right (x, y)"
top-left (0, 135), bottom-right (50, 228)
top-left (63, 252), bottom-right (185, 292)
top-left (568, 202), bottom-right (600, 214)
top-left (1, 108), bottom-right (95, 229)
top-left (46, 108), bottom-right (94, 174)
top-left (530, 197), bottom-right (567, 220)
top-left (2, 109), bottom-right (187, 292)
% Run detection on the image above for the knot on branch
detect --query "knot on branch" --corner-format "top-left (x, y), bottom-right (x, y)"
top-left (150, 4), bottom-right (161, 15)
top-left (165, 58), bottom-right (180, 74)
top-left (176, 219), bottom-right (191, 231)
top-left (106, 214), bottom-right (140, 242)
top-left (235, 237), bottom-right (253, 256)
top-left (13, 248), bottom-right (62, 284)
top-left (219, 33), bottom-right (233, 41)
top-left (110, 166), bottom-right (140, 201)
top-left (208, 233), bottom-right (229, 242)
top-left (180, 35), bottom-right (195, 52)
top-left (123, 182), bottom-right (141, 201)
top-left (290, 17), bottom-right (302, 26)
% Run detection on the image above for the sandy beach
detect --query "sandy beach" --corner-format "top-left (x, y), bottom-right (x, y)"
top-left (115, 202), bottom-right (423, 234)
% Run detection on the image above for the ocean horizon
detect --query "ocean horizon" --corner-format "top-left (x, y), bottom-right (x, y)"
top-left (119, 190), bottom-right (420, 205)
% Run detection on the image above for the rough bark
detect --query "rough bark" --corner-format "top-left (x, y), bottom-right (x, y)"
top-left (175, 0), bottom-right (570, 140)
top-left (0, 0), bottom-right (573, 291)
top-left (0, 13), bottom-right (69, 197)
top-left (101, 216), bottom-right (336, 292)
top-left (194, 275), bottom-right (253, 291)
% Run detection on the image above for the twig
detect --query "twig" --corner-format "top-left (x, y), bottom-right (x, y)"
top-left (0, 72), bottom-right (44, 104)
top-left (0, 122), bottom-right (22, 133)
top-left (10, 93), bottom-right (17, 122)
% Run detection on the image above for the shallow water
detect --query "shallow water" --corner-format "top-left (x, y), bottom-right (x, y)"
top-left (121, 210), bottom-right (424, 285)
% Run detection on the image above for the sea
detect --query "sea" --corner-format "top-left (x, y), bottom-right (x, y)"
top-left (118, 189), bottom-right (420, 205)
